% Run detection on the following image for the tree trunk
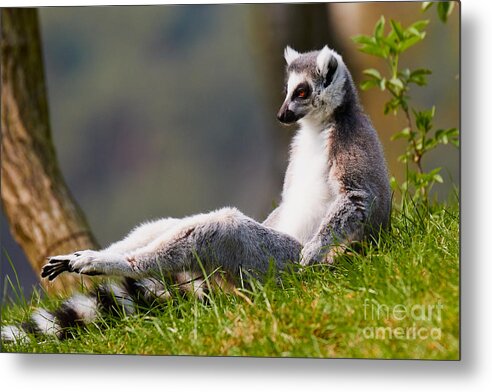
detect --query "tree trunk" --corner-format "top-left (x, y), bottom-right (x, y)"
top-left (248, 3), bottom-right (346, 191)
top-left (1, 8), bottom-right (98, 294)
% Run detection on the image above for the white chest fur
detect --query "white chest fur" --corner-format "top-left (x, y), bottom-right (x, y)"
top-left (275, 126), bottom-right (340, 244)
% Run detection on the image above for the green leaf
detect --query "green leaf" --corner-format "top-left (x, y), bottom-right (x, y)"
top-left (374, 16), bottom-right (385, 41)
top-left (357, 43), bottom-right (388, 59)
top-left (421, 2), bottom-right (434, 12)
top-left (424, 138), bottom-right (439, 150)
top-left (447, 128), bottom-right (459, 137)
top-left (390, 19), bottom-right (405, 41)
top-left (414, 107), bottom-right (436, 132)
top-left (352, 35), bottom-right (374, 46)
top-left (363, 68), bottom-right (382, 80)
top-left (391, 127), bottom-right (411, 141)
top-left (389, 77), bottom-right (404, 90)
top-left (409, 20), bottom-right (430, 32)
top-left (352, 35), bottom-right (388, 58)
top-left (382, 33), bottom-right (400, 54)
top-left (426, 168), bottom-right (443, 184)
top-left (408, 27), bottom-right (422, 36)
top-left (389, 176), bottom-right (399, 190)
top-left (435, 129), bottom-right (447, 144)
top-left (384, 97), bottom-right (400, 115)
top-left (400, 34), bottom-right (425, 52)
top-left (428, 167), bottom-right (442, 176)
top-left (435, 128), bottom-right (459, 146)
top-left (447, 128), bottom-right (460, 144)
top-left (437, 2), bottom-right (455, 23)
top-left (379, 77), bottom-right (387, 91)
top-left (409, 68), bottom-right (432, 85)
top-left (410, 68), bottom-right (432, 76)
top-left (399, 68), bottom-right (411, 81)
top-left (387, 79), bottom-right (404, 96)
top-left (433, 174), bottom-right (444, 183)
top-left (360, 79), bottom-right (380, 91)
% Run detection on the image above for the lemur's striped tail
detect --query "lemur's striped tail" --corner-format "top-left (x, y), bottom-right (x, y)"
top-left (1, 277), bottom-right (178, 343)
top-left (2, 293), bottom-right (100, 342)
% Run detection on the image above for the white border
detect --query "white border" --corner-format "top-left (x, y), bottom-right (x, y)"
top-left (2, 0), bottom-right (491, 390)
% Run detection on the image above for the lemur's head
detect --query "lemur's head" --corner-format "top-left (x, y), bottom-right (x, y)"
top-left (277, 45), bottom-right (349, 127)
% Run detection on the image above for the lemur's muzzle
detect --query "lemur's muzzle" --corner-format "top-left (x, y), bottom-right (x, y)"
top-left (277, 108), bottom-right (297, 124)
top-left (277, 100), bottom-right (305, 124)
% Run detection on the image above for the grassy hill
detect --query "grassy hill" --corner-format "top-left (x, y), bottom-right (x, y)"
top-left (1, 202), bottom-right (459, 359)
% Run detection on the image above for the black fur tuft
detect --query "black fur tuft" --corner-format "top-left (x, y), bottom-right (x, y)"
top-left (92, 284), bottom-right (124, 317)
top-left (323, 56), bottom-right (338, 88)
top-left (53, 303), bottom-right (85, 340)
top-left (20, 320), bottom-right (41, 337)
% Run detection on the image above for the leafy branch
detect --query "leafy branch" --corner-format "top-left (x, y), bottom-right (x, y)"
top-left (352, 6), bottom-right (458, 203)
top-left (422, 1), bottom-right (456, 23)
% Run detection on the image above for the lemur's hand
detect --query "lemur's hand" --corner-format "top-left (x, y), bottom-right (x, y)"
top-left (300, 240), bottom-right (323, 266)
top-left (300, 240), bottom-right (338, 266)
top-left (41, 250), bottom-right (104, 281)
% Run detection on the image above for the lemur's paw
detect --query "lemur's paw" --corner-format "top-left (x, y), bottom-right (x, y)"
top-left (42, 250), bottom-right (104, 281)
top-left (42, 252), bottom-right (78, 280)
top-left (300, 242), bottom-right (322, 266)
top-left (70, 250), bottom-right (112, 277)
top-left (300, 243), bottom-right (338, 267)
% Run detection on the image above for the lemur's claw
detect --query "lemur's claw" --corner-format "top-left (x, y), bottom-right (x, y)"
top-left (41, 254), bottom-right (75, 280)
top-left (41, 250), bottom-right (107, 280)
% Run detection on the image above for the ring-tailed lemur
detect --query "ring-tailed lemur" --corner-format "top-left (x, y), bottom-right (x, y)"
top-left (1, 45), bottom-right (390, 343)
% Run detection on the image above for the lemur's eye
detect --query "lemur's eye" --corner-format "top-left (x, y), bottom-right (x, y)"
top-left (293, 83), bottom-right (311, 100)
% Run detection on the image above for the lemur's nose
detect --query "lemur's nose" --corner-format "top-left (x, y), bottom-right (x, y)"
top-left (277, 109), bottom-right (296, 124)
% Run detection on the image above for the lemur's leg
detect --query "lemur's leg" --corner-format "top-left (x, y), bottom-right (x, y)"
top-left (41, 218), bottom-right (180, 281)
top-left (300, 191), bottom-right (370, 266)
top-left (42, 208), bottom-right (302, 282)
top-left (104, 218), bottom-right (180, 254)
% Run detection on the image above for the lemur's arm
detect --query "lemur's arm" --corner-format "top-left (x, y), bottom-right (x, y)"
top-left (300, 190), bottom-right (369, 266)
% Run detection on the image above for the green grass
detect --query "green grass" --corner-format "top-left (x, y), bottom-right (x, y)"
top-left (1, 202), bottom-right (459, 359)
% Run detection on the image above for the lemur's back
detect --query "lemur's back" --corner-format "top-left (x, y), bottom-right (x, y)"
top-left (329, 100), bottom-right (391, 235)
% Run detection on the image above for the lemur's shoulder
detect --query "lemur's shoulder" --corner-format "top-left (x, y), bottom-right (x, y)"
top-left (319, 74), bottom-right (388, 191)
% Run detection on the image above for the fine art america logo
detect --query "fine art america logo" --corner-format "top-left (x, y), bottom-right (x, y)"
top-left (360, 299), bottom-right (444, 340)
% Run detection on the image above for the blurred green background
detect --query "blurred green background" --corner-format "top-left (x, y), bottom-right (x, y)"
top-left (1, 2), bottom-right (459, 298)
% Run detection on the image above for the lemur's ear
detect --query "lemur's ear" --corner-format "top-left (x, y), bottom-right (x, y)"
top-left (284, 46), bottom-right (300, 65)
top-left (316, 46), bottom-right (339, 87)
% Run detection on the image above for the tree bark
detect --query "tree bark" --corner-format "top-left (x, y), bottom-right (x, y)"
top-left (248, 4), bottom-right (347, 192)
top-left (1, 8), bottom-right (98, 294)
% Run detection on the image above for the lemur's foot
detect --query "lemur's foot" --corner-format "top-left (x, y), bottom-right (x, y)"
top-left (42, 250), bottom-right (106, 281)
